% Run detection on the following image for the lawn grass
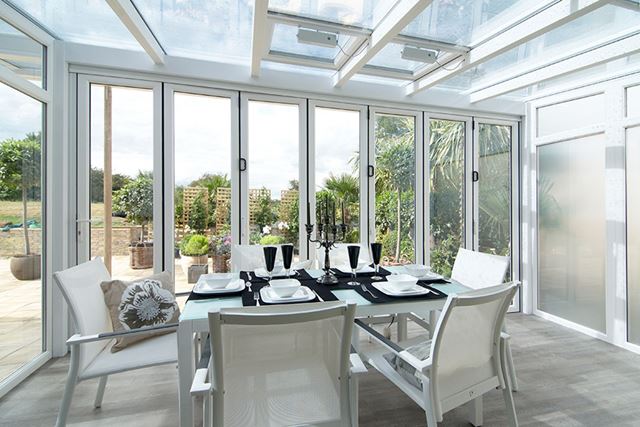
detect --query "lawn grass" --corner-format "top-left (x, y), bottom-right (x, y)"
top-left (1, 201), bottom-right (127, 227)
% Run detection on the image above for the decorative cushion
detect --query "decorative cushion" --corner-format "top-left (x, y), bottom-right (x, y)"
top-left (101, 271), bottom-right (180, 353)
top-left (383, 339), bottom-right (432, 390)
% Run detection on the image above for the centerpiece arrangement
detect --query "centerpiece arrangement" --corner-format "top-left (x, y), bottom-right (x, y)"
top-left (305, 195), bottom-right (348, 285)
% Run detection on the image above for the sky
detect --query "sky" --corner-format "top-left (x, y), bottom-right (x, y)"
top-left (0, 82), bottom-right (42, 141)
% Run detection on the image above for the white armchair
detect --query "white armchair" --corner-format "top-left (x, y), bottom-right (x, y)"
top-left (190, 301), bottom-right (367, 427)
top-left (451, 248), bottom-right (519, 391)
top-left (53, 258), bottom-right (179, 427)
top-left (358, 284), bottom-right (519, 427)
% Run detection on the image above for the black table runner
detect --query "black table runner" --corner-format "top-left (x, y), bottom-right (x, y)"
top-left (187, 268), bottom-right (449, 306)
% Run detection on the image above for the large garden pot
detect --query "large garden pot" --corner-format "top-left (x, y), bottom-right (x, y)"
top-left (129, 243), bottom-right (153, 269)
top-left (10, 254), bottom-right (41, 281)
top-left (179, 252), bottom-right (209, 279)
top-left (211, 254), bottom-right (230, 273)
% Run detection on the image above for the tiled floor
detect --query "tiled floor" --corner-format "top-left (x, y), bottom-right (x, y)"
top-left (4, 314), bottom-right (640, 426)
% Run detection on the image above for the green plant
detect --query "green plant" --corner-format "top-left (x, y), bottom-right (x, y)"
top-left (113, 172), bottom-right (153, 244)
top-left (0, 133), bottom-right (41, 255)
top-left (180, 234), bottom-right (209, 256)
top-left (259, 235), bottom-right (284, 245)
top-left (188, 192), bottom-right (208, 234)
top-left (254, 189), bottom-right (276, 231)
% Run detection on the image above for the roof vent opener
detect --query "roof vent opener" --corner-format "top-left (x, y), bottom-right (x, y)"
top-left (297, 27), bottom-right (339, 48)
top-left (401, 45), bottom-right (439, 63)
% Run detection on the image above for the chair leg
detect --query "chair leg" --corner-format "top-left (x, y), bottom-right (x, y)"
top-left (56, 344), bottom-right (80, 427)
top-left (94, 376), bottom-right (108, 409)
top-left (422, 383), bottom-right (438, 427)
top-left (501, 344), bottom-right (519, 427)
top-left (469, 396), bottom-right (483, 426)
top-left (505, 341), bottom-right (519, 391)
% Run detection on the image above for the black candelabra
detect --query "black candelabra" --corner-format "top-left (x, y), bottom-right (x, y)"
top-left (305, 196), bottom-right (348, 285)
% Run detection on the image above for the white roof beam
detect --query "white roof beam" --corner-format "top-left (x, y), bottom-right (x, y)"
top-left (609, 0), bottom-right (640, 12)
top-left (407, 0), bottom-right (609, 96)
top-left (251, 0), bottom-right (270, 77)
top-left (106, 0), bottom-right (164, 65)
top-left (469, 31), bottom-right (640, 102)
top-left (334, 0), bottom-right (434, 87)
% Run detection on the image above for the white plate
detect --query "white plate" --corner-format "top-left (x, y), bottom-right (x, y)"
top-left (196, 273), bottom-right (235, 289)
top-left (260, 286), bottom-right (316, 304)
top-left (193, 278), bottom-right (245, 295)
top-left (371, 281), bottom-right (431, 297)
top-left (335, 265), bottom-right (374, 274)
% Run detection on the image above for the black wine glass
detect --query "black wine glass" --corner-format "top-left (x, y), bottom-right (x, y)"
top-left (281, 244), bottom-right (294, 277)
top-left (263, 246), bottom-right (277, 281)
top-left (371, 242), bottom-right (383, 281)
top-left (347, 245), bottom-right (360, 287)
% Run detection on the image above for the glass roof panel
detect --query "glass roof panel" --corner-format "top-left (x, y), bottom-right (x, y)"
top-left (367, 42), bottom-right (427, 72)
top-left (268, 0), bottom-right (398, 28)
top-left (132, 0), bottom-right (254, 63)
top-left (443, 4), bottom-right (640, 91)
top-left (10, 0), bottom-right (142, 50)
top-left (0, 18), bottom-right (44, 87)
top-left (402, 0), bottom-right (543, 46)
top-left (270, 23), bottom-right (349, 61)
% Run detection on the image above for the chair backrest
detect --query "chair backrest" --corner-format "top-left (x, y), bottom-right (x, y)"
top-left (230, 244), bottom-right (284, 272)
top-left (429, 284), bottom-right (517, 416)
top-left (316, 243), bottom-right (371, 268)
top-left (53, 257), bottom-right (113, 373)
top-left (208, 301), bottom-right (356, 427)
top-left (451, 248), bottom-right (509, 289)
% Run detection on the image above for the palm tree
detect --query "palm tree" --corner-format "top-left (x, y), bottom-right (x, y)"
top-left (324, 173), bottom-right (358, 223)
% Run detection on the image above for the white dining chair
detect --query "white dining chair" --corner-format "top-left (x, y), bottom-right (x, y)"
top-left (358, 284), bottom-right (519, 427)
top-left (316, 243), bottom-right (371, 269)
top-left (450, 248), bottom-right (519, 391)
top-left (53, 257), bottom-right (179, 427)
top-left (190, 301), bottom-right (367, 427)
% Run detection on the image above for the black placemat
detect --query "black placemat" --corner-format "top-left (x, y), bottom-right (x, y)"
top-left (241, 280), bottom-right (339, 306)
top-left (330, 266), bottom-right (392, 279)
top-left (187, 286), bottom-right (245, 302)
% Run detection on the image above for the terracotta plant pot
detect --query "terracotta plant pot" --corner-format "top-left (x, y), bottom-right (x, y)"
top-left (179, 252), bottom-right (209, 279)
top-left (212, 254), bottom-right (230, 273)
top-left (10, 254), bottom-right (41, 281)
top-left (129, 243), bottom-right (153, 269)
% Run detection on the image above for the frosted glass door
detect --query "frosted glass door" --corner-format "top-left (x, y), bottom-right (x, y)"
top-left (627, 126), bottom-right (640, 344)
top-left (537, 135), bottom-right (606, 332)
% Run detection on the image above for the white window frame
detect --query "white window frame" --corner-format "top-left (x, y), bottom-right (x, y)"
top-left (308, 100), bottom-right (368, 255)
top-left (239, 92), bottom-right (308, 258)
top-left (369, 107), bottom-right (425, 264)
top-left (0, 2), bottom-right (55, 398)
top-left (162, 84), bottom-right (240, 277)
top-left (75, 74), bottom-right (164, 271)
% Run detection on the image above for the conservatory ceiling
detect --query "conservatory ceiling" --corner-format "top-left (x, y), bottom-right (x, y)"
top-left (3, 0), bottom-right (640, 103)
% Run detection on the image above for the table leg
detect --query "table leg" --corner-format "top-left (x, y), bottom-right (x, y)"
top-left (397, 313), bottom-right (408, 342)
top-left (429, 310), bottom-right (438, 338)
top-left (178, 321), bottom-right (195, 427)
top-left (351, 322), bottom-right (360, 352)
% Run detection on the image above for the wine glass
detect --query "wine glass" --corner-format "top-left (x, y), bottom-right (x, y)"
top-left (263, 246), bottom-right (277, 281)
top-left (347, 245), bottom-right (360, 287)
top-left (371, 242), bottom-right (383, 281)
top-left (281, 244), bottom-right (294, 277)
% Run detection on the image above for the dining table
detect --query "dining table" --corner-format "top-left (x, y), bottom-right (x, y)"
top-left (176, 265), bottom-right (471, 427)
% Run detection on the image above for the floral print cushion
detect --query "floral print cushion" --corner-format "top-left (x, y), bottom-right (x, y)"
top-left (382, 339), bottom-right (432, 390)
top-left (101, 271), bottom-right (180, 353)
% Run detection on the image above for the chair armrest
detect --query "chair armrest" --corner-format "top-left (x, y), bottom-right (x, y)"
top-left (350, 353), bottom-right (367, 375)
top-left (398, 350), bottom-right (432, 372)
top-left (176, 291), bottom-right (191, 297)
top-left (190, 368), bottom-right (212, 396)
top-left (66, 323), bottom-right (178, 345)
top-left (501, 331), bottom-right (510, 341)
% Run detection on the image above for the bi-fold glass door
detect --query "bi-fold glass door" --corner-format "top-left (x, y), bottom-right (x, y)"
top-left (76, 76), bottom-right (164, 279)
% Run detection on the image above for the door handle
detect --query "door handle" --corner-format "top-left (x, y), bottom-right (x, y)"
top-left (472, 171), bottom-right (479, 182)
top-left (239, 158), bottom-right (247, 172)
top-left (367, 165), bottom-right (375, 178)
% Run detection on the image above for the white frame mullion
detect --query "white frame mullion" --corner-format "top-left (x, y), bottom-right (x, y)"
top-left (369, 106), bottom-right (424, 264)
top-left (240, 92), bottom-right (308, 257)
top-left (162, 83), bottom-right (240, 277)
top-left (308, 100), bottom-right (368, 257)
top-left (75, 75), bottom-right (164, 273)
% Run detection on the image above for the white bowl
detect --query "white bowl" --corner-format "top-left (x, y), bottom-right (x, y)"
top-left (386, 274), bottom-right (418, 292)
top-left (405, 264), bottom-right (431, 278)
top-left (199, 273), bottom-right (235, 289)
top-left (269, 278), bottom-right (301, 298)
